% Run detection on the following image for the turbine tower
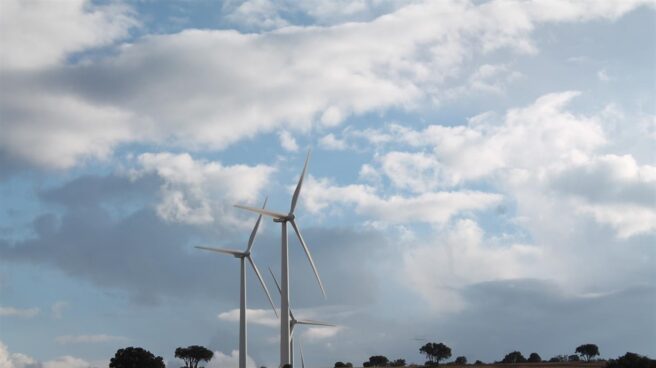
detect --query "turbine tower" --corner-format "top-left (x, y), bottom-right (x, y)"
top-left (235, 150), bottom-right (325, 367)
top-left (196, 198), bottom-right (278, 368)
top-left (268, 267), bottom-right (335, 368)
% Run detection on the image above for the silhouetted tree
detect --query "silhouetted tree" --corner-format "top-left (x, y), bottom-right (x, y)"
top-left (420, 343), bottom-right (451, 366)
top-left (391, 359), bottom-right (406, 367)
top-left (548, 355), bottom-right (566, 363)
top-left (501, 351), bottom-right (527, 364)
top-left (109, 347), bottom-right (165, 368)
top-left (364, 356), bottom-right (390, 367)
top-left (528, 353), bottom-right (541, 363)
top-left (346, 363), bottom-right (353, 367)
top-left (576, 344), bottom-right (600, 362)
top-left (175, 345), bottom-right (213, 368)
top-left (454, 356), bottom-right (467, 365)
top-left (335, 362), bottom-right (347, 367)
top-left (474, 360), bottom-right (484, 365)
top-left (606, 352), bottom-right (656, 368)
top-left (569, 355), bottom-right (581, 362)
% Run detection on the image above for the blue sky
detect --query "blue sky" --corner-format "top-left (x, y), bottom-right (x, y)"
top-left (0, 1), bottom-right (655, 367)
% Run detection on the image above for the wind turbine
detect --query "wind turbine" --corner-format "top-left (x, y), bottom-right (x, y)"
top-left (268, 267), bottom-right (335, 368)
top-left (235, 150), bottom-right (325, 367)
top-left (196, 198), bottom-right (278, 368)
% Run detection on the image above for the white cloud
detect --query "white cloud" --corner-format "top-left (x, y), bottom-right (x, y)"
top-left (338, 91), bottom-right (607, 193)
top-left (358, 164), bottom-right (381, 184)
top-left (0, 91), bottom-right (136, 169)
top-left (0, 0), bottom-right (137, 70)
top-left (302, 176), bottom-right (502, 225)
top-left (0, 341), bottom-right (94, 368)
top-left (548, 154), bottom-right (656, 238)
top-left (577, 203), bottom-right (656, 239)
top-left (279, 131), bottom-right (299, 152)
top-left (302, 325), bottom-right (344, 341)
top-left (339, 92), bottom-right (656, 310)
top-left (402, 219), bottom-right (544, 312)
top-left (224, 0), bottom-right (413, 29)
top-left (446, 63), bottom-right (523, 97)
top-left (0, 306), bottom-right (39, 318)
top-left (134, 153), bottom-right (274, 226)
top-left (318, 134), bottom-right (348, 151)
top-left (0, 342), bottom-right (16, 368)
top-left (379, 151), bottom-right (446, 192)
top-left (385, 93), bottom-right (655, 239)
top-left (218, 308), bottom-right (278, 327)
top-left (206, 350), bottom-right (256, 368)
top-left (224, 0), bottom-right (289, 30)
top-left (55, 334), bottom-right (127, 344)
top-left (2, 1), bottom-right (649, 170)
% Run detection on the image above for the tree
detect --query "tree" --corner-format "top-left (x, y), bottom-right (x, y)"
top-left (501, 351), bottom-right (527, 364)
top-left (335, 362), bottom-right (347, 367)
top-left (364, 356), bottom-right (389, 367)
top-left (569, 355), bottom-right (580, 362)
top-left (527, 353), bottom-right (541, 363)
top-left (576, 344), bottom-right (600, 362)
top-left (109, 347), bottom-right (165, 368)
top-left (175, 345), bottom-right (213, 368)
top-left (420, 343), bottom-right (452, 366)
top-left (474, 360), bottom-right (484, 365)
top-left (607, 352), bottom-right (656, 368)
top-left (454, 356), bottom-right (467, 365)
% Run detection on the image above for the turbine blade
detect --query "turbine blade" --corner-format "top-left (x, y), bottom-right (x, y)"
top-left (247, 256), bottom-right (279, 318)
top-left (300, 341), bottom-right (306, 368)
top-left (268, 267), bottom-right (282, 294)
top-left (234, 204), bottom-right (287, 219)
top-left (295, 319), bottom-right (336, 327)
top-left (290, 219), bottom-right (326, 298)
top-left (195, 246), bottom-right (243, 257)
top-left (268, 267), bottom-right (296, 316)
top-left (290, 150), bottom-right (311, 215)
top-left (246, 197), bottom-right (268, 253)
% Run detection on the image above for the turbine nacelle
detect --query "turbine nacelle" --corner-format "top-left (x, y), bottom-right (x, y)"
top-left (234, 150), bottom-right (326, 299)
top-left (272, 213), bottom-right (295, 222)
top-left (195, 197), bottom-right (278, 318)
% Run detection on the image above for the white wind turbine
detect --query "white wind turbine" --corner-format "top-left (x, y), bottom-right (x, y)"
top-left (196, 198), bottom-right (278, 368)
top-left (235, 150), bottom-right (325, 367)
top-left (267, 267), bottom-right (335, 368)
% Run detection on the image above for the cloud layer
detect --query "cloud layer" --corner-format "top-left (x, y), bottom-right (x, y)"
top-left (2, 1), bottom-right (652, 169)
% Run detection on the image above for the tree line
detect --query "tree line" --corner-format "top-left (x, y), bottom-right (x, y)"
top-left (106, 342), bottom-right (655, 368)
top-left (333, 342), bottom-right (655, 368)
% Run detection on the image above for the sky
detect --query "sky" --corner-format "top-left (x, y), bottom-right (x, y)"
top-left (0, 0), bottom-right (655, 367)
